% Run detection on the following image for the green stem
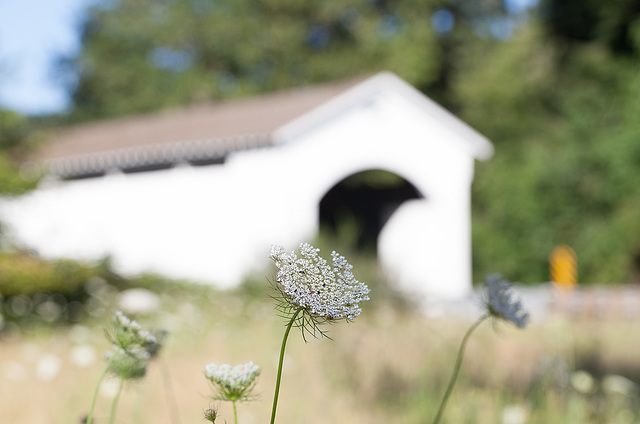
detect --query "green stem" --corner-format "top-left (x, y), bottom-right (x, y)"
top-left (86, 352), bottom-right (117, 424)
top-left (270, 308), bottom-right (302, 424)
top-left (432, 314), bottom-right (488, 424)
top-left (233, 401), bottom-right (238, 424)
top-left (109, 378), bottom-right (124, 424)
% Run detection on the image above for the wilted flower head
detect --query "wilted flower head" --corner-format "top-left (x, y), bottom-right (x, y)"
top-left (204, 362), bottom-right (261, 402)
top-left (484, 274), bottom-right (530, 328)
top-left (270, 243), bottom-right (370, 323)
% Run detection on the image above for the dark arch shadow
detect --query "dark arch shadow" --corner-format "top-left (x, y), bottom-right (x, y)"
top-left (319, 169), bottom-right (424, 253)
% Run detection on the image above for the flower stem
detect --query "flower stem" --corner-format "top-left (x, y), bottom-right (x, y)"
top-left (270, 308), bottom-right (301, 424)
top-left (233, 401), bottom-right (238, 424)
top-left (432, 314), bottom-right (489, 424)
top-left (109, 378), bottom-right (124, 424)
top-left (86, 352), bottom-right (117, 424)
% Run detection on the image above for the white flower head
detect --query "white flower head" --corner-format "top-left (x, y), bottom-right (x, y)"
top-left (270, 243), bottom-right (370, 326)
top-left (110, 310), bottom-right (158, 350)
top-left (484, 274), bottom-right (530, 329)
top-left (103, 310), bottom-right (164, 382)
top-left (204, 362), bottom-right (261, 402)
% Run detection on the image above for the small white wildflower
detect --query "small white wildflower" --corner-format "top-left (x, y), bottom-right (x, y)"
top-left (110, 310), bottom-right (158, 350)
top-left (114, 310), bottom-right (135, 327)
top-left (484, 274), bottom-right (530, 328)
top-left (204, 361), bottom-right (261, 402)
top-left (270, 243), bottom-right (370, 322)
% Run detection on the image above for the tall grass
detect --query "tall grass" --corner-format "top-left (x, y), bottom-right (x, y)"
top-left (1, 277), bottom-right (638, 423)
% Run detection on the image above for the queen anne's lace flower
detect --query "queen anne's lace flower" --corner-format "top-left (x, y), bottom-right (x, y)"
top-left (204, 362), bottom-right (261, 402)
top-left (111, 310), bottom-right (158, 350)
top-left (103, 311), bottom-right (162, 381)
top-left (87, 312), bottom-right (166, 424)
top-left (270, 243), bottom-right (370, 321)
top-left (484, 274), bottom-right (530, 328)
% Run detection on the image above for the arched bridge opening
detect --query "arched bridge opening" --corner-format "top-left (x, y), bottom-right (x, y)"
top-left (319, 169), bottom-right (424, 253)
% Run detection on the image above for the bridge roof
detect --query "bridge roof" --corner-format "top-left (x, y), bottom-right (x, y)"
top-left (29, 72), bottom-right (492, 179)
top-left (31, 77), bottom-right (364, 178)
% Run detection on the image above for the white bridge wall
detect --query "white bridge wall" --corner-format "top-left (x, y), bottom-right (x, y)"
top-left (1, 89), bottom-right (476, 300)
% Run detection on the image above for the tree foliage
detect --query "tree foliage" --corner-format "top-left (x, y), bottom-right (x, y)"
top-left (456, 5), bottom-right (640, 283)
top-left (0, 110), bottom-right (38, 196)
top-left (60, 0), bottom-right (454, 121)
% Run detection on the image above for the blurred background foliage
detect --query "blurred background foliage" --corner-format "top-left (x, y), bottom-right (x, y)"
top-left (1, 0), bottom-right (640, 290)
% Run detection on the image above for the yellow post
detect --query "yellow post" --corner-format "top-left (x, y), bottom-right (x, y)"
top-left (550, 245), bottom-right (577, 291)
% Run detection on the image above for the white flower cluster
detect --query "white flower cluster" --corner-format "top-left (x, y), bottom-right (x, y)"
top-left (270, 243), bottom-right (370, 321)
top-left (105, 311), bottom-right (159, 380)
top-left (113, 310), bottom-right (158, 348)
top-left (204, 362), bottom-right (261, 402)
top-left (484, 275), bottom-right (530, 329)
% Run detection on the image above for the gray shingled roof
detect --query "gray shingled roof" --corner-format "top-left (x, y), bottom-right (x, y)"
top-left (31, 72), bottom-right (493, 180)
top-left (34, 77), bottom-right (366, 179)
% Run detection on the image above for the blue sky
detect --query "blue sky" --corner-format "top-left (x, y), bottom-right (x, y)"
top-left (0, 0), bottom-right (93, 115)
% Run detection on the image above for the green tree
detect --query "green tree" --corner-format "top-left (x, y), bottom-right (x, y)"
top-left (0, 110), bottom-right (38, 196)
top-left (541, 0), bottom-right (640, 54)
top-left (456, 5), bottom-right (640, 284)
top-left (0, 110), bottom-right (40, 250)
top-left (60, 0), bottom-right (453, 121)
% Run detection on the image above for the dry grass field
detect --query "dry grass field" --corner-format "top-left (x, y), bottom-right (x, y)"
top-left (1, 280), bottom-right (639, 424)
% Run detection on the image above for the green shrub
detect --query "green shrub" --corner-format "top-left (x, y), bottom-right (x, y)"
top-left (0, 252), bottom-right (93, 297)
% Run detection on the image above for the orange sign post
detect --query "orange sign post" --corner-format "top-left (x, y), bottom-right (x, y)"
top-left (550, 245), bottom-right (577, 291)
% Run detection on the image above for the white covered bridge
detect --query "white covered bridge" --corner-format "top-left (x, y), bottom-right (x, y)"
top-left (1, 72), bottom-right (493, 301)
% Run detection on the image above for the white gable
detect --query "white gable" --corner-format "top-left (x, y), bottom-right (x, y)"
top-left (274, 71), bottom-right (493, 160)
